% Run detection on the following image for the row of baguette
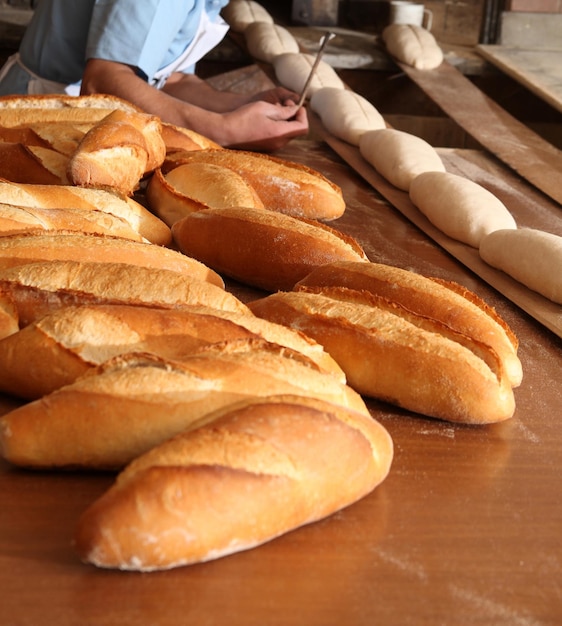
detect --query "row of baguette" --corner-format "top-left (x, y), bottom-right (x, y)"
top-left (219, 1), bottom-right (562, 305)
top-left (0, 93), bottom-right (521, 572)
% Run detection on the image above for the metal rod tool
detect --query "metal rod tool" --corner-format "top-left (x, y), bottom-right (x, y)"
top-left (296, 31), bottom-right (336, 109)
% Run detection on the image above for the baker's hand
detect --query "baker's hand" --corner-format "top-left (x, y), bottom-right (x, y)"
top-left (221, 100), bottom-right (309, 152)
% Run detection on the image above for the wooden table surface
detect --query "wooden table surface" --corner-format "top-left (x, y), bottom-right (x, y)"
top-left (1, 137), bottom-right (561, 626)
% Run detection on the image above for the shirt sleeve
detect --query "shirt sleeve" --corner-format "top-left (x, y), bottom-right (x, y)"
top-left (85, 0), bottom-right (201, 82)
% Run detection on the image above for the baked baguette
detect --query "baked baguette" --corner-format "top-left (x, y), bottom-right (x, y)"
top-left (0, 342), bottom-right (368, 469)
top-left (160, 122), bottom-right (222, 154)
top-left (163, 149), bottom-right (346, 220)
top-left (0, 202), bottom-right (145, 241)
top-left (146, 163), bottom-right (264, 227)
top-left (0, 303), bottom-right (344, 399)
top-left (296, 261), bottom-right (522, 387)
top-left (249, 286), bottom-right (516, 424)
top-left (0, 180), bottom-right (171, 245)
top-left (172, 206), bottom-right (368, 291)
top-left (0, 141), bottom-right (69, 184)
top-left (0, 293), bottom-right (18, 340)
top-left (67, 110), bottom-right (166, 196)
top-left (0, 121), bottom-right (89, 156)
top-left (73, 394), bottom-right (393, 570)
top-left (0, 231), bottom-right (223, 287)
top-left (0, 260), bottom-right (246, 327)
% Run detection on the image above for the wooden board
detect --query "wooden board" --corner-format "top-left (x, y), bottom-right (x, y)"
top-left (477, 45), bottom-right (562, 114)
top-left (395, 60), bottom-right (562, 206)
top-left (312, 117), bottom-right (562, 338)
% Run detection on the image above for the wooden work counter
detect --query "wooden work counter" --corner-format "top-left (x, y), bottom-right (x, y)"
top-left (1, 134), bottom-right (561, 625)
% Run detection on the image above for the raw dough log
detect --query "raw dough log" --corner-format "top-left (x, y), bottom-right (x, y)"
top-left (311, 88), bottom-right (386, 146)
top-left (244, 22), bottom-right (299, 63)
top-left (273, 53), bottom-right (344, 97)
top-left (479, 228), bottom-right (562, 304)
top-left (409, 171), bottom-right (517, 248)
top-left (221, 0), bottom-right (273, 32)
top-left (382, 24), bottom-right (443, 70)
top-left (359, 128), bottom-right (445, 190)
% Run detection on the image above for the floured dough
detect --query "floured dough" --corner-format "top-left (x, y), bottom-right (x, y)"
top-left (409, 171), bottom-right (517, 247)
top-left (359, 128), bottom-right (445, 190)
top-left (382, 24), bottom-right (443, 70)
top-left (244, 22), bottom-right (299, 63)
top-left (310, 88), bottom-right (386, 146)
top-left (273, 53), bottom-right (344, 97)
top-left (221, 0), bottom-right (273, 33)
top-left (479, 228), bottom-right (562, 304)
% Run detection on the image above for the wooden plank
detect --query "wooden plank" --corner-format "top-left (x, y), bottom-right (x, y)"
top-left (477, 45), bottom-right (562, 114)
top-left (310, 115), bottom-right (562, 338)
top-left (394, 60), bottom-right (562, 206)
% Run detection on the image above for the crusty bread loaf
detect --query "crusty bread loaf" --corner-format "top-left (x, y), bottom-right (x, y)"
top-left (172, 206), bottom-right (368, 291)
top-left (0, 292), bottom-right (18, 341)
top-left (0, 141), bottom-right (69, 184)
top-left (0, 202), bottom-right (145, 241)
top-left (67, 110), bottom-right (166, 196)
top-left (0, 342), bottom-right (368, 469)
top-left (0, 94), bottom-right (141, 128)
top-left (160, 123), bottom-right (222, 154)
top-left (146, 163), bottom-right (264, 226)
top-left (0, 180), bottom-right (171, 245)
top-left (72, 394), bottom-right (392, 570)
top-left (0, 303), bottom-right (344, 399)
top-left (0, 122), bottom-right (89, 156)
top-left (0, 232), bottom-right (223, 287)
top-left (0, 260), bottom-right (245, 327)
top-left (249, 286), bottom-right (516, 424)
top-left (297, 261), bottom-right (522, 387)
top-left (163, 149), bottom-right (346, 220)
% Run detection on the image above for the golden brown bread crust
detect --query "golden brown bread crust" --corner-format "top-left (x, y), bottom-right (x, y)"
top-left (73, 394), bottom-right (393, 570)
top-left (0, 231), bottom-right (222, 286)
top-left (297, 261), bottom-right (522, 387)
top-left (171, 206), bottom-right (368, 292)
top-left (0, 342), bottom-right (367, 469)
top-left (146, 163), bottom-right (265, 226)
top-left (160, 122), bottom-right (222, 153)
top-left (0, 259), bottom-right (245, 327)
top-left (249, 286), bottom-right (516, 424)
top-left (0, 180), bottom-right (171, 245)
top-left (163, 148), bottom-right (346, 220)
top-left (0, 303), bottom-right (343, 399)
top-left (0, 203), bottom-right (145, 241)
top-left (0, 142), bottom-right (69, 184)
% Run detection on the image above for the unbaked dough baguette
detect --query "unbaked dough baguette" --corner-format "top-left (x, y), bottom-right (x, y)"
top-left (359, 128), bottom-right (445, 191)
top-left (67, 110), bottom-right (166, 196)
top-left (163, 148), bottom-right (346, 220)
top-left (244, 22), bottom-right (300, 63)
top-left (249, 286), bottom-right (516, 424)
top-left (0, 179), bottom-right (171, 245)
top-left (310, 88), bottom-right (386, 146)
top-left (146, 163), bottom-right (264, 226)
top-left (0, 231), bottom-right (223, 287)
top-left (479, 228), bottom-right (562, 304)
top-left (273, 53), bottom-right (345, 97)
top-left (171, 206), bottom-right (368, 292)
top-left (296, 260), bottom-right (522, 387)
top-left (73, 394), bottom-right (393, 570)
top-left (0, 342), bottom-right (368, 469)
top-left (221, 0), bottom-right (273, 32)
top-left (0, 303), bottom-right (344, 399)
top-left (0, 260), bottom-right (245, 327)
top-left (382, 24), bottom-right (443, 70)
top-left (0, 202), bottom-right (145, 241)
top-left (0, 141), bottom-right (70, 184)
top-left (409, 171), bottom-right (517, 248)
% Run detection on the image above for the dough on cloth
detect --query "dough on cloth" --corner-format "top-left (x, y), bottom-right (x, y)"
top-left (382, 24), bottom-right (443, 70)
top-left (310, 88), bottom-right (386, 146)
top-left (479, 228), bottom-right (562, 304)
top-left (359, 128), bottom-right (445, 190)
top-left (409, 171), bottom-right (517, 247)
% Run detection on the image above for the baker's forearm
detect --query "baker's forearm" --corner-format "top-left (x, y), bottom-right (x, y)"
top-left (161, 72), bottom-right (248, 112)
